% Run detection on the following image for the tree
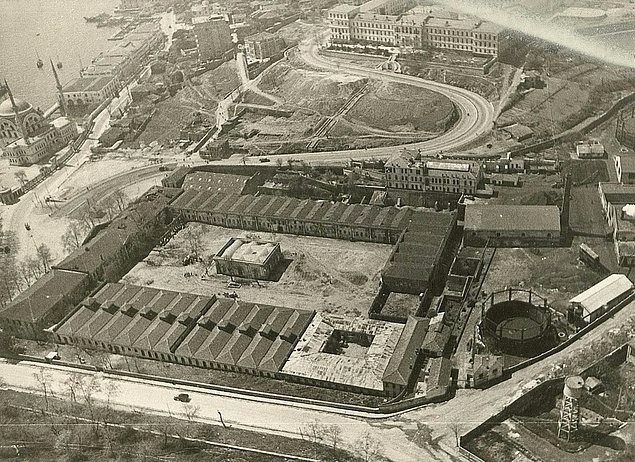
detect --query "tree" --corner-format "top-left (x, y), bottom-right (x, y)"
top-left (111, 189), bottom-right (128, 213)
top-left (34, 368), bottom-right (52, 411)
top-left (183, 225), bottom-right (203, 258)
top-left (36, 244), bottom-right (53, 272)
top-left (62, 221), bottom-right (87, 254)
top-left (448, 422), bottom-right (462, 447)
top-left (0, 330), bottom-right (19, 355)
top-left (14, 171), bottom-right (28, 186)
top-left (355, 431), bottom-right (384, 462)
top-left (323, 424), bottom-right (343, 450)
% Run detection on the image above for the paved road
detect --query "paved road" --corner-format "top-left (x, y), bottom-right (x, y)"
top-left (210, 38), bottom-right (494, 166)
top-left (2, 297), bottom-right (633, 461)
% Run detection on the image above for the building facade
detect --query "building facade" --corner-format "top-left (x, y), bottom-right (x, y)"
top-left (244, 32), bottom-right (285, 61)
top-left (193, 15), bottom-right (233, 62)
top-left (327, 1), bottom-right (502, 56)
top-left (384, 156), bottom-right (483, 195)
top-left (61, 76), bottom-right (119, 112)
top-left (0, 85), bottom-right (78, 166)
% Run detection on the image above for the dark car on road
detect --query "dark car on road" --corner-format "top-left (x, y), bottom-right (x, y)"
top-left (174, 393), bottom-right (191, 403)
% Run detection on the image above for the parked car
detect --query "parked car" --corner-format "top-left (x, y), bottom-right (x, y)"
top-left (174, 393), bottom-right (191, 403)
top-left (259, 157), bottom-right (271, 163)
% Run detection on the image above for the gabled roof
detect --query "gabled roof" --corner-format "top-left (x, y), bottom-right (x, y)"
top-left (464, 204), bottom-right (561, 233)
top-left (382, 316), bottom-right (429, 386)
top-left (570, 274), bottom-right (633, 316)
top-left (0, 269), bottom-right (88, 324)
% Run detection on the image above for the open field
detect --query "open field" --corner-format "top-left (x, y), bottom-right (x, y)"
top-left (123, 223), bottom-right (392, 317)
top-left (482, 241), bottom-right (606, 315)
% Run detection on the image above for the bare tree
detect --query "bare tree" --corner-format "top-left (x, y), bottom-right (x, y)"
top-left (355, 431), bottom-right (384, 462)
top-left (25, 256), bottom-right (44, 279)
top-left (17, 261), bottom-right (34, 286)
top-left (111, 189), bottom-right (129, 213)
top-left (14, 171), bottom-right (28, 186)
top-left (61, 221), bottom-right (87, 254)
top-left (33, 368), bottom-right (52, 411)
top-left (181, 402), bottom-right (200, 437)
top-left (448, 422), bottom-right (462, 447)
top-left (35, 244), bottom-right (53, 272)
top-left (183, 225), bottom-right (203, 258)
top-left (323, 424), bottom-right (343, 450)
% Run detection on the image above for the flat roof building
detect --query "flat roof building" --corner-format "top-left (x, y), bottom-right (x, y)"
top-left (213, 237), bottom-right (283, 280)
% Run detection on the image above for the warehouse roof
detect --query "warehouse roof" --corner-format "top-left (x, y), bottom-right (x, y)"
top-left (599, 182), bottom-right (635, 205)
top-left (383, 316), bottom-right (429, 386)
top-left (570, 274), bottom-right (633, 318)
top-left (63, 76), bottom-right (114, 93)
top-left (464, 204), bottom-right (561, 233)
top-left (0, 269), bottom-right (88, 324)
top-left (182, 172), bottom-right (253, 195)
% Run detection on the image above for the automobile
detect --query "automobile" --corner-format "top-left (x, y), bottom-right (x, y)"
top-left (227, 281), bottom-right (241, 289)
top-left (24, 223), bottom-right (31, 231)
top-left (174, 393), bottom-right (191, 403)
top-left (259, 157), bottom-right (271, 163)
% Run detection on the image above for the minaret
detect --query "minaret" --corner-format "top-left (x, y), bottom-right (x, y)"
top-left (50, 59), bottom-right (67, 116)
top-left (4, 79), bottom-right (30, 144)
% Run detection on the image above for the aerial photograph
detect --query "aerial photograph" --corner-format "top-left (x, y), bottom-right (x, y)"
top-left (0, 0), bottom-right (634, 460)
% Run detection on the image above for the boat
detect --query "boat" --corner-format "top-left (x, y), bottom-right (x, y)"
top-left (57, 61), bottom-right (63, 69)
top-left (36, 51), bottom-right (43, 69)
top-left (84, 13), bottom-right (111, 23)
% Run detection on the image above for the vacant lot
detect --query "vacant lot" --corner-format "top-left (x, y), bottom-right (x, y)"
top-left (482, 243), bottom-right (605, 314)
top-left (123, 223), bottom-right (392, 317)
top-left (346, 80), bottom-right (456, 133)
top-left (137, 61), bottom-right (240, 145)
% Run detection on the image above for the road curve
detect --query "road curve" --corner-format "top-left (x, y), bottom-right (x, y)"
top-left (300, 40), bottom-right (495, 155)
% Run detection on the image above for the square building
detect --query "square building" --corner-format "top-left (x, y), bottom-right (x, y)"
top-left (213, 237), bottom-right (282, 280)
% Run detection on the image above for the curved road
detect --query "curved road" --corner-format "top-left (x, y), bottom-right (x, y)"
top-left (217, 38), bottom-right (494, 165)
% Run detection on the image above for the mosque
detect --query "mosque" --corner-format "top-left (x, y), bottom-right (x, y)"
top-left (0, 61), bottom-right (78, 166)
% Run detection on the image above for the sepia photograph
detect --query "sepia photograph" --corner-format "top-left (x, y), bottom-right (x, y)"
top-left (0, 0), bottom-right (634, 460)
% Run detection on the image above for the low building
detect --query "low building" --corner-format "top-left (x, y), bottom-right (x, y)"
top-left (463, 204), bottom-right (561, 247)
top-left (281, 312), bottom-right (413, 396)
top-left (568, 274), bottom-right (633, 326)
top-left (200, 139), bottom-right (231, 159)
top-left (61, 76), bottom-right (119, 112)
top-left (598, 182), bottom-right (635, 266)
top-left (576, 140), bottom-right (605, 159)
top-left (0, 269), bottom-right (90, 339)
top-left (213, 237), bottom-right (283, 280)
top-left (459, 353), bottom-right (504, 388)
top-left (182, 171), bottom-right (260, 195)
top-left (502, 123), bottom-right (534, 142)
top-left (244, 32), bottom-right (285, 61)
top-left (170, 190), bottom-right (452, 245)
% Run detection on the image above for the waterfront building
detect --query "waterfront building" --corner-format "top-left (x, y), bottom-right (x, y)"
top-left (61, 76), bottom-right (119, 112)
top-left (193, 15), bottom-right (233, 62)
top-left (0, 82), bottom-right (78, 166)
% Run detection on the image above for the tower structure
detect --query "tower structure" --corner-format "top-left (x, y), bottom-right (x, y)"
top-left (4, 79), bottom-right (30, 144)
top-left (50, 59), bottom-right (67, 116)
top-left (558, 376), bottom-right (584, 441)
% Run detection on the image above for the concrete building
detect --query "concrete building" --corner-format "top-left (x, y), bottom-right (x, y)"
top-left (244, 32), bottom-right (285, 61)
top-left (568, 274), bottom-right (633, 326)
top-left (327, 1), bottom-right (502, 56)
top-left (193, 15), bottom-right (232, 62)
top-left (61, 76), bottom-right (119, 112)
top-left (463, 204), bottom-right (561, 247)
top-left (576, 140), bottom-right (605, 159)
top-left (384, 155), bottom-right (482, 195)
top-left (0, 83), bottom-right (78, 166)
top-left (213, 237), bottom-right (283, 280)
top-left (598, 182), bottom-right (635, 266)
top-left (615, 155), bottom-right (635, 184)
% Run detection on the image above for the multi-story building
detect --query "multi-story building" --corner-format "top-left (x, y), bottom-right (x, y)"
top-left (327, 4), bottom-right (359, 43)
top-left (193, 15), bottom-right (233, 62)
top-left (61, 76), bottom-right (119, 111)
top-left (327, 1), bottom-right (502, 56)
top-left (384, 155), bottom-right (483, 195)
top-left (244, 32), bottom-right (285, 61)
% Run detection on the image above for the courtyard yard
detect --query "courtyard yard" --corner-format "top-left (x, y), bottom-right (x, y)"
top-left (123, 223), bottom-right (392, 317)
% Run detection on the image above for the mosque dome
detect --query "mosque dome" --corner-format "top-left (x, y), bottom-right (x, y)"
top-left (0, 98), bottom-right (33, 118)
